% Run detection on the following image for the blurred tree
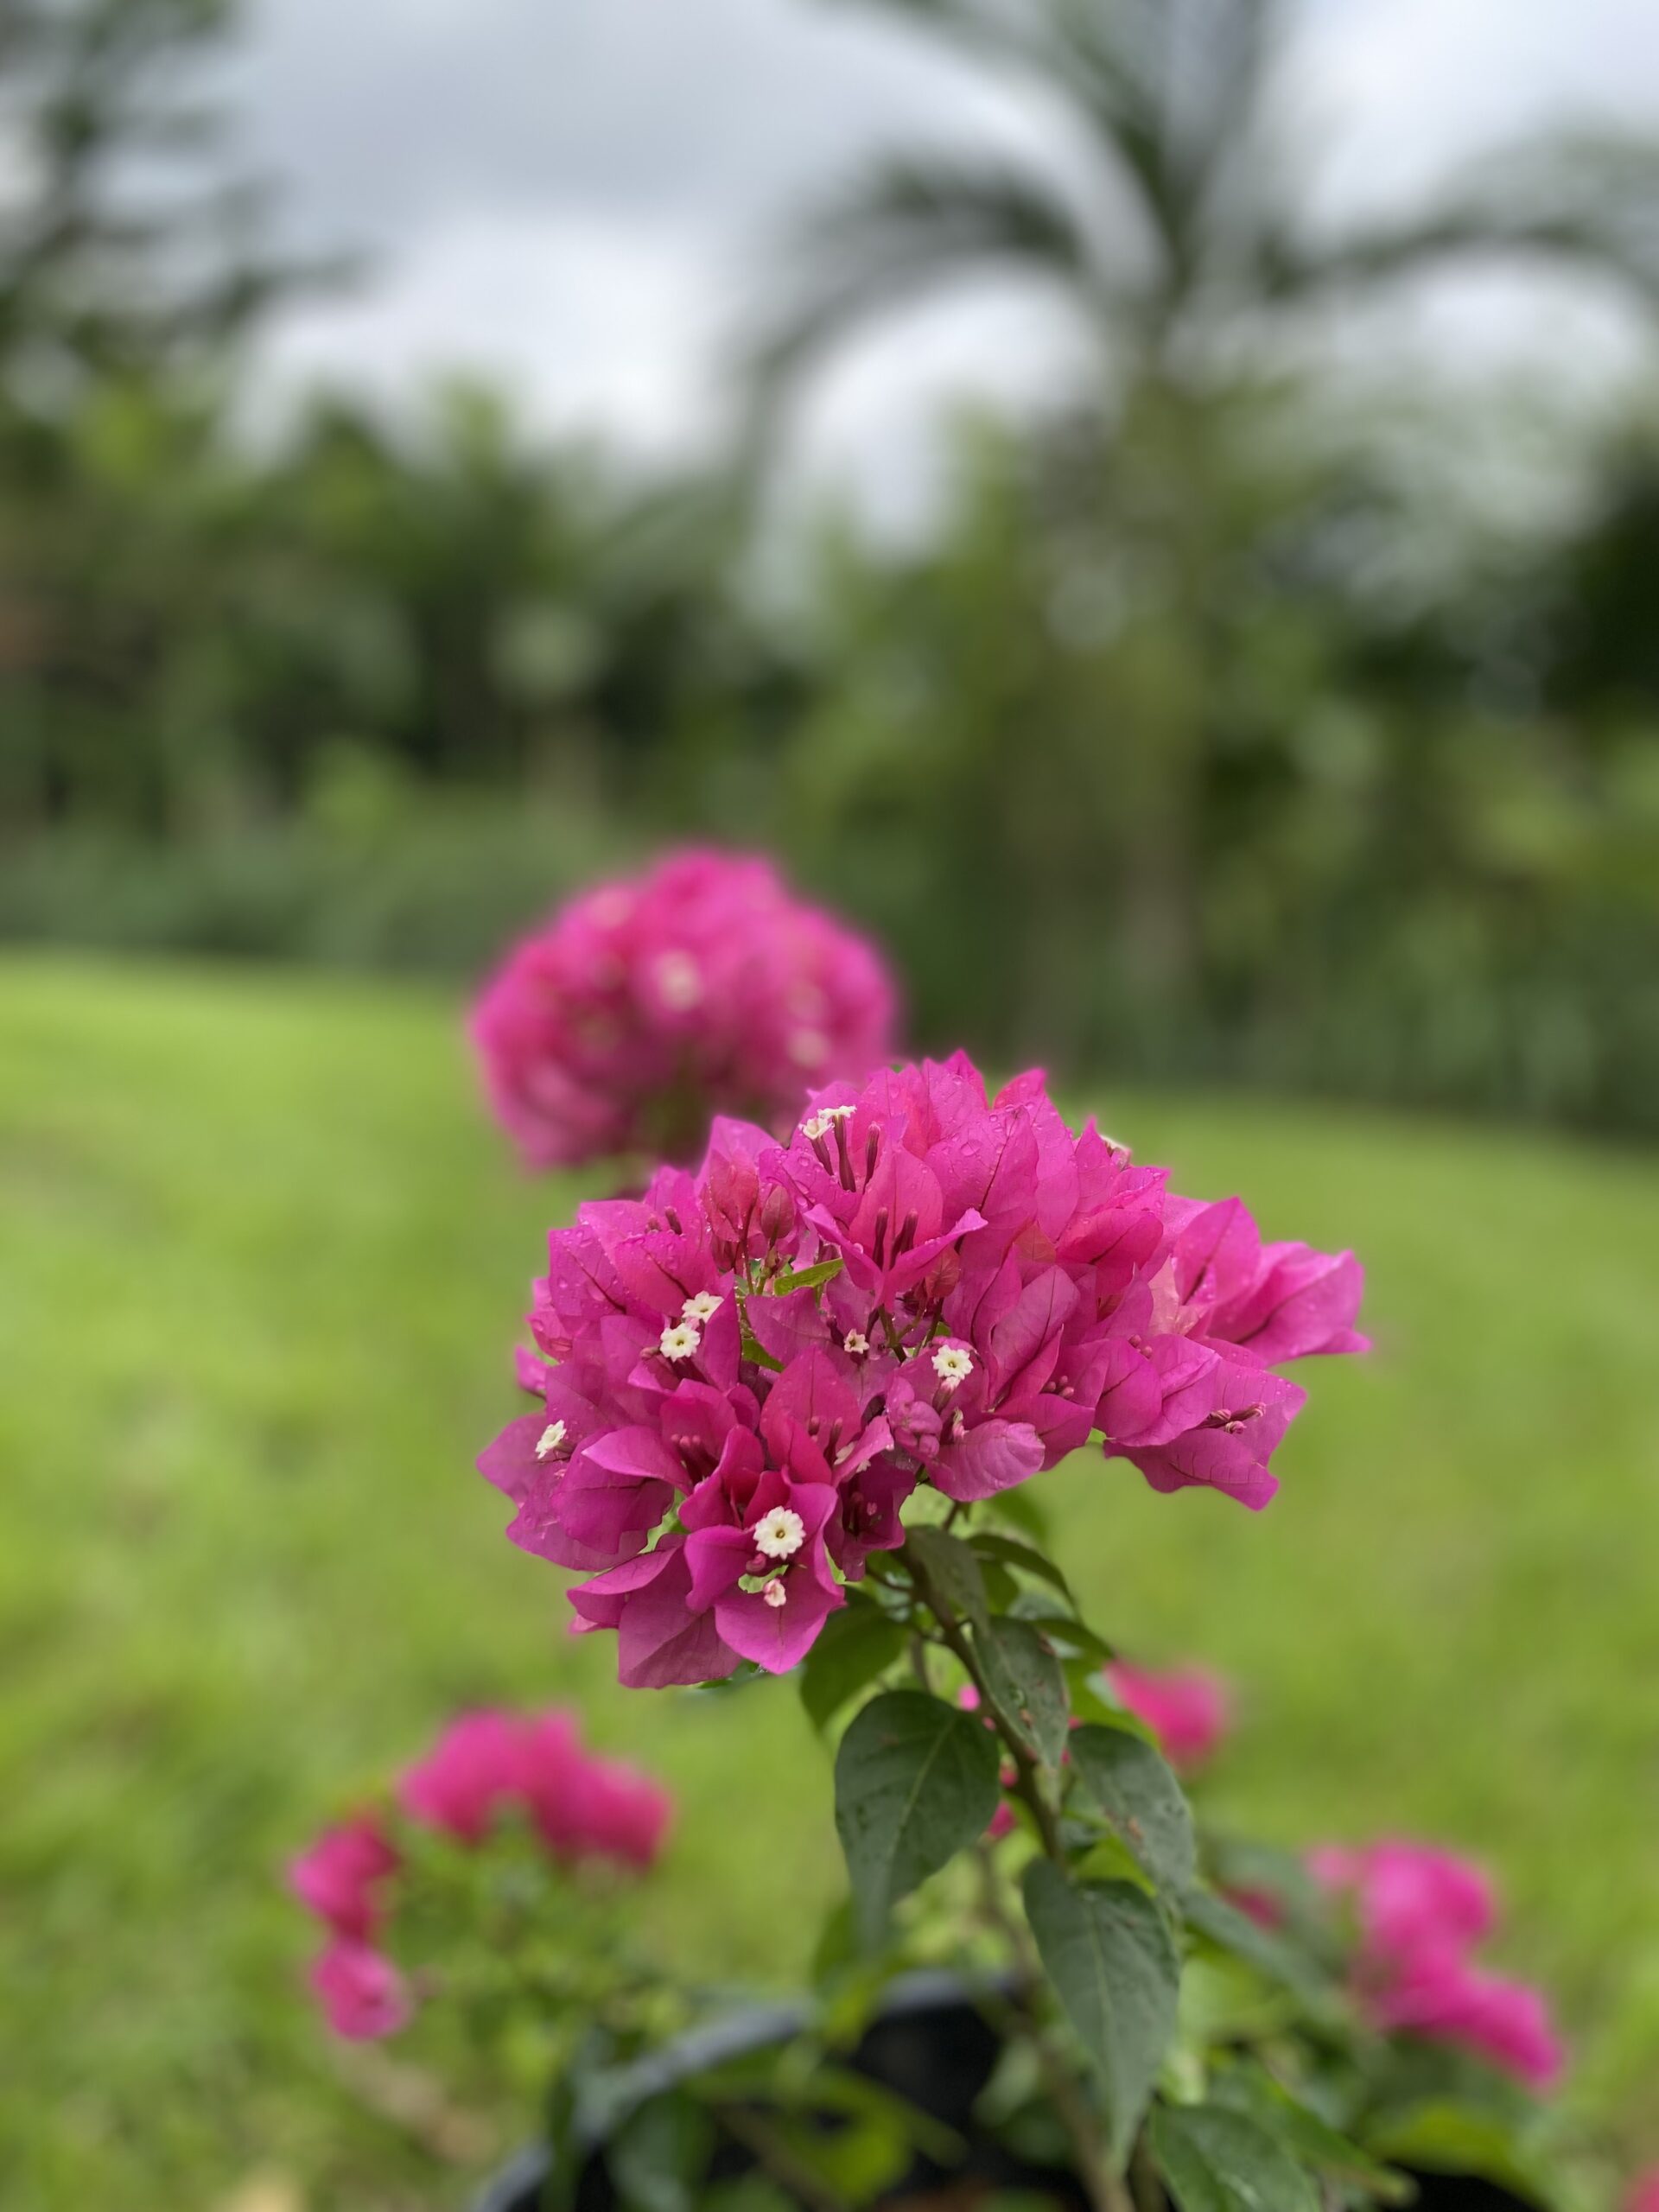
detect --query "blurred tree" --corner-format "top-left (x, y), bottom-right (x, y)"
top-left (0, 0), bottom-right (333, 396)
top-left (760, 0), bottom-right (1659, 1007)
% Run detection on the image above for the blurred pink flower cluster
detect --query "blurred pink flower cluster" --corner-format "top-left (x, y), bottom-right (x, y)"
top-left (289, 1707), bottom-right (671, 2039)
top-left (1311, 1840), bottom-right (1563, 2091)
top-left (471, 849), bottom-right (899, 1168)
top-left (1629, 2172), bottom-right (1659, 2212)
top-left (1103, 1662), bottom-right (1232, 1770)
top-left (483, 1052), bottom-right (1364, 1687)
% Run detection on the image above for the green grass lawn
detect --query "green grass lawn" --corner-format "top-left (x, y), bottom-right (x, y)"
top-left (3, 955), bottom-right (1657, 2209)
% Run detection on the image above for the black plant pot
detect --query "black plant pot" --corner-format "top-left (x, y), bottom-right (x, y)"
top-left (471, 1979), bottom-right (1539, 2212)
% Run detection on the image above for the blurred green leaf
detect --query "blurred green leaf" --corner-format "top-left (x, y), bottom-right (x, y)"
top-left (799, 1596), bottom-right (907, 1734)
top-left (1149, 2100), bottom-right (1321, 2212)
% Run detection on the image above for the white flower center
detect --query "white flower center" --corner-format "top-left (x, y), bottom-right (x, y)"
top-left (682, 1291), bottom-right (723, 1323)
top-left (932, 1344), bottom-right (974, 1390)
top-left (762, 1579), bottom-right (789, 1609)
top-left (658, 1321), bottom-right (702, 1361)
top-left (752, 1506), bottom-right (806, 1560)
top-left (788, 1029), bottom-right (830, 1069)
top-left (802, 1103), bottom-right (855, 1141)
top-left (534, 1420), bottom-right (567, 1460)
top-left (654, 950), bottom-right (702, 1011)
top-left (842, 1331), bottom-right (870, 1358)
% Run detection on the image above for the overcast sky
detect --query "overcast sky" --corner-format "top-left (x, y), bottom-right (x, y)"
top-left (237, 0), bottom-right (1659, 506)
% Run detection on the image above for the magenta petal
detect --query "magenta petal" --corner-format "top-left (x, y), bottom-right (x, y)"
top-left (585, 1424), bottom-right (689, 1491)
top-left (715, 1575), bottom-right (843, 1672)
top-left (745, 1287), bottom-right (832, 1366)
top-left (931, 1419), bottom-right (1046, 1502)
top-left (477, 1412), bottom-right (554, 1506)
top-left (683, 1524), bottom-right (754, 1611)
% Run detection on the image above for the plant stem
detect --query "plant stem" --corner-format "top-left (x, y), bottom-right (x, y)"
top-left (713, 2100), bottom-right (852, 2212)
top-left (902, 1538), bottom-right (1129, 2212)
top-left (903, 1540), bottom-right (1063, 1859)
top-left (971, 1847), bottom-right (1132, 2212)
top-left (1128, 2134), bottom-right (1167, 2212)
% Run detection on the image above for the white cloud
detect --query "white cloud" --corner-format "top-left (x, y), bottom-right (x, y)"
top-left (242, 0), bottom-right (1659, 503)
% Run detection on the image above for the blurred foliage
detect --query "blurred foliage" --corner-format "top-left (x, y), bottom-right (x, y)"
top-left (5, 960), bottom-right (1659, 2206)
top-left (1, 0), bottom-right (1658, 1135)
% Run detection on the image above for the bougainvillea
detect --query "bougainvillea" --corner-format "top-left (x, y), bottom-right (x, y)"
top-left (470, 849), bottom-right (899, 1167)
top-left (1103, 1662), bottom-right (1231, 1770)
top-left (481, 1053), bottom-right (1366, 1688)
top-left (290, 1706), bottom-right (671, 2038)
top-left (1629, 2173), bottom-right (1659, 2212)
top-left (1312, 1839), bottom-right (1564, 2091)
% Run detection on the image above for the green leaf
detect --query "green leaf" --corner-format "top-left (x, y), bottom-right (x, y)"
top-left (835, 1690), bottom-right (1001, 1945)
top-left (903, 1523), bottom-right (989, 1630)
top-left (1007, 1606), bottom-right (1116, 1663)
top-left (1207, 2061), bottom-right (1413, 2202)
top-left (771, 1257), bottom-right (845, 1294)
top-left (1070, 1725), bottom-right (1195, 1895)
top-left (976, 1616), bottom-right (1071, 1768)
top-left (608, 2093), bottom-right (716, 2212)
top-left (1020, 1860), bottom-right (1180, 2168)
top-left (969, 1532), bottom-right (1073, 1604)
top-left (1179, 1889), bottom-right (1331, 2000)
top-left (1363, 2100), bottom-right (1561, 2206)
top-left (1149, 2101), bottom-right (1321, 2212)
top-left (799, 1595), bottom-right (907, 1733)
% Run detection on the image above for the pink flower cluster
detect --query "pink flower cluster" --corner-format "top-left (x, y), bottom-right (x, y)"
top-left (471, 849), bottom-right (899, 1168)
top-left (289, 1707), bottom-right (672, 2039)
top-left (482, 1053), bottom-right (1365, 1686)
top-left (1629, 2174), bottom-right (1659, 2212)
top-left (1104, 1662), bottom-right (1232, 1770)
top-left (1311, 1840), bottom-right (1564, 2092)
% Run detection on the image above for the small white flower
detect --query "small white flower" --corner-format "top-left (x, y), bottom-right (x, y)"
top-left (842, 1331), bottom-right (870, 1358)
top-left (752, 1505), bottom-right (806, 1560)
top-left (801, 1103), bottom-right (855, 1141)
top-left (654, 950), bottom-right (702, 1011)
top-left (682, 1291), bottom-right (723, 1324)
top-left (534, 1419), bottom-right (568, 1460)
top-left (788, 1028), bottom-right (830, 1069)
top-left (658, 1321), bottom-right (702, 1361)
top-left (932, 1344), bottom-right (974, 1391)
top-left (762, 1579), bottom-right (789, 1610)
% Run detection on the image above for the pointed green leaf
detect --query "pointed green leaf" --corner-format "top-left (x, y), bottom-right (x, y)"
top-left (609, 2094), bottom-right (717, 2212)
top-left (969, 1532), bottom-right (1073, 1604)
top-left (771, 1257), bottom-right (845, 1294)
top-left (1149, 2101), bottom-right (1320, 2212)
top-left (1179, 1888), bottom-right (1331, 2000)
top-left (1020, 1860), bottom-right (1180, 2167)
top-left (836, 1690), bottom-right (1000, 1945)
top-left (1070, 1725), bottom-right (1195, 1895)
top-left (1208, 2061), bottom-right (1413, 2202)
top-left (799, 1594), bottom-right (906, 1733)
top-left (1007, 1605), bottom-right (1116, 1664)
top-left (904, 1523), bottom-right (989, 1630)
top-left (976, 1616), bottom-right (1071, 1768)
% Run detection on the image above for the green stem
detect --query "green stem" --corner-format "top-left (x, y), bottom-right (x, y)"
top-left (904, 1538), bottom-right (1130, 2212)
top-left (713, 2101), bottom-right (852, 2212)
